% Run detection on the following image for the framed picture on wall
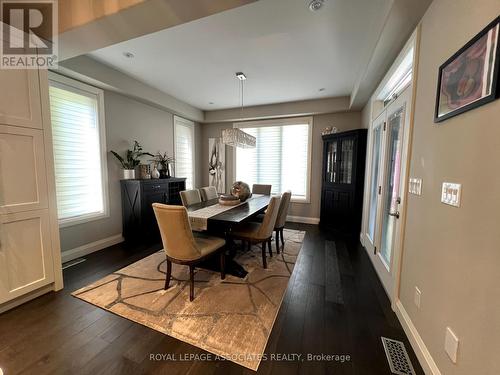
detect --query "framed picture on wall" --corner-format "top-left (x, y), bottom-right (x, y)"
top-left (435, 16), bottom-right (500, 123)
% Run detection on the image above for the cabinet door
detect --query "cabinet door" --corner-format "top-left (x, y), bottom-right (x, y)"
top-left (0, 125), bottom-right (49, 214)
top-left (324, 139), bottom-right (339, 184)
top-left (0, 69), bottom-right (42, 129)
top-left (0, 210), bottom-right (54, 304)
top-left (338, 136), bottom-right (356, 184)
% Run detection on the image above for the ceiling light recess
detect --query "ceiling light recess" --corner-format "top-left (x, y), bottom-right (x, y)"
top-left (309, 0), bottom-right (325, 12)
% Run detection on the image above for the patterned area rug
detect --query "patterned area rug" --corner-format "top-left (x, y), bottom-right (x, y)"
top-left (73, 229), bottom-right (305, 370)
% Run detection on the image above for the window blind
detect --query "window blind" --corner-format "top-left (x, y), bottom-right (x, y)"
top-left (235, 121), bottom-right (310, 200)
top-left (174, 116), bottom-right (195, 189)
top-left (49, 82), bottom-right (106, 224)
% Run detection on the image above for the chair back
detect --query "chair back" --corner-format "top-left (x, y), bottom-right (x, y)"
top-left (199, 186), bottom-right (218, 201)
top-left (180, 189), bottom-right (202, 207)
top-left (257, 196), bottom-right (281, 239)
top-left (252, 184), bottom-right (272, 195)
top-left (152, 204), bottom-right (201, 261)
top-left (275, 191), bottom-right (291, 229)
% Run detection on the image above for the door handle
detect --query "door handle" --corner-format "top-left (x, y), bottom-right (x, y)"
top-left (388, 211), bottom-right (400, 219)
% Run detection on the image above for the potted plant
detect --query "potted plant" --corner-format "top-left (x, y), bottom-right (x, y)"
top-left (110, 141), bottom-right (153, 179)
top-left (151, 152), bottom-right (175, 179)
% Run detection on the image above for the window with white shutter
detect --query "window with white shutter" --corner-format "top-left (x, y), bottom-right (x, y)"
top-left (48, 73), bottom-right (109, 227)
top-left (174, 116), bottom-right (195, 189)
top-left (235, 117), bottom-right (312, 202)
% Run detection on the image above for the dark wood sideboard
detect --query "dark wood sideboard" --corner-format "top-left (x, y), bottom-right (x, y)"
top-left (120, 178), bottom-right (186, 242)
top-left (320, 129), bottom-right (367, 234)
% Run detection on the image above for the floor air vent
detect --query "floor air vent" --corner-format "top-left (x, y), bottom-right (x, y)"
top-left (381, 337), bottom-right (416, 375)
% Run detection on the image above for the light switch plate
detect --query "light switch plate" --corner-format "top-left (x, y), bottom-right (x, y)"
top-left (441, 182), bottom-right (461, 207)
top-left (445, 327), bottom-right (459, 363)
top-left (409, 178), bottom-right (423, 195)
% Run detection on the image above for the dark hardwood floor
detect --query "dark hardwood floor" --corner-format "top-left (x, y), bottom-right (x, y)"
top-left (0, 224), bottom-right (423, 375)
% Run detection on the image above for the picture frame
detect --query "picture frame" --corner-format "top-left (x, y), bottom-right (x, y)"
top-left (435, 16), bottom-right (500, 123)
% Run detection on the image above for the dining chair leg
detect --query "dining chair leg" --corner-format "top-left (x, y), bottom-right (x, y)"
top-left (164, 259), bottom-right (172, 290)
top-left (268, 238), bottom-right (273, 257)
top-left (280, 228), bottom-right (285, 247)
top-left (220, 251), bottom-right (226, 280)
top-left (275, 229), bottom-right (280, 254)
top-left (189, 265), bottom-right (195, 301)
top-left (261, 241), bottom-right (267, 269)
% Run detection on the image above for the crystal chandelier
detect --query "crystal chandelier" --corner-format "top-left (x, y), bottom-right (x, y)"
top-left (221, 72), bottom-right (256, 149)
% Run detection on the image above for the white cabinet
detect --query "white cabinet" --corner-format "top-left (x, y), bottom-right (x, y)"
top-left (0, 210), bottom-right (54, 304)
top-left (0, 125), bottom-right (49, 214)
top-left (0, 69), bottom-right (43, 129)
top-left (0, 68), bottom-right (63, 310)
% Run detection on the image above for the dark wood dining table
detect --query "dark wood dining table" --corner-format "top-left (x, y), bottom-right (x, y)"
top-left (186, 194), bottom-right (271, 277)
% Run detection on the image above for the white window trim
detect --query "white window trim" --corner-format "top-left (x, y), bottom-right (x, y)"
top-left (48, 72), bottom-right (110, 228)
top-left (233, 116), bottom-right (313, 204)
top-left (173, 115), bottom-right (196, 188)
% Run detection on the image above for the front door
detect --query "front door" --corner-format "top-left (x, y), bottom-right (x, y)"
top-left (367, 86), bottom-right (412, 302)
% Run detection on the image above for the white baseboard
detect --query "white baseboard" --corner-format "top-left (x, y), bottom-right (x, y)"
top-left (61, 234), bottom-right (124, 263)
top-left (286, 215), bottom-right (320, 225)
top-left (395, 300), bottom-right (442, 375)
top-left (0, 284), bottom-right (54, 314)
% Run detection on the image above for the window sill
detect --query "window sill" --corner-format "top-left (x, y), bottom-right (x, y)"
top-left (291, 197), bottom-right (310, 204)
top-left (59, 212), bottom-right (109, 228)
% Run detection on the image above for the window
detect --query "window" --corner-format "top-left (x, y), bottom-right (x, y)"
top-left (174, 116), bottom-right (195, 189)
top-left (48, 73), bottom-right (109, 227)
top-left (235, 117), bottom-right (312, 202)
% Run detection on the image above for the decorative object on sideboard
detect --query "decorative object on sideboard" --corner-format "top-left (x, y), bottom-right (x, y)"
top-left (137, 164), bottom-right (151, 179)
top-left (231, 181), bottom-right (252, 202)
top-left (110, 140), bottom-right (153, 180)
top-left (208, 137), bottom-right (225, 193)
top-left (321, 126), bottom-right (338, 135)
top-left (435, 16), bottom-right (499, 123)
top-left (151, 165), bottom-right (160, 179)
top-left (151, 152), bottom-right (175, 179)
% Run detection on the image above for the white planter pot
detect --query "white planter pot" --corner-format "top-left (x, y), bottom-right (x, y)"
top-left (122, 169), bottom-right (136, 179)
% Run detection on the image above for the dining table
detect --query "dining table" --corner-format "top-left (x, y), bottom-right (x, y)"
top-left (186, 194), bottom-right (271, 277)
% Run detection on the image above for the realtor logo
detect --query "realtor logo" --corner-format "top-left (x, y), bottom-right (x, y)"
top-left (0, 0), bottom-right (57, 69)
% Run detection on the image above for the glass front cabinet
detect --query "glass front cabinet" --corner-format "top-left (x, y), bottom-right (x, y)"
top-left (320, 129), bottom-right (367, 233)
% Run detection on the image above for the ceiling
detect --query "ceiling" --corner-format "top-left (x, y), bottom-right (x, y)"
top-left (90, 0), bottom-right (392, 110)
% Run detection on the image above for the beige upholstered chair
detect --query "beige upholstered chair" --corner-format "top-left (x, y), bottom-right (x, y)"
top-left (231, 196), bottom-right (281, 268)
top-left (180, 189), bottom-right (202, 207)
top-left (274, 191), bottom-right (292, 253)
top-left (252, 184), bottom-right (272, 195)
top-left (199, 186), bottom-right (218, 201)
top-left (152, 203), bottom-right (226, 301)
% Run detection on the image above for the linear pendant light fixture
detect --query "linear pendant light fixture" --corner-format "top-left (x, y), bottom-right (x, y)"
top-left (221, 72), bottom-right (256, 149)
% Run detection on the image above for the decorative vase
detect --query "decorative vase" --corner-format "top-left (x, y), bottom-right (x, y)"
top-left (160, 164), bottom-right (171, 179)
top-left (151, 167), bottom-right (160, 179)
top-left (231, 181), bottom-right (252, 202)
top-left (122, 169), bottom-right (135, 180)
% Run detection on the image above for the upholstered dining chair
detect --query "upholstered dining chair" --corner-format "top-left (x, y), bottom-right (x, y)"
top-left (199, 186), bottom-right (218, 201)
top-left (180, 189), bottom-right (202, 207)
top-left (252, 184), bottom-right (272, 195)
top-left (231, 196), bottom-right (281, 269)
top-left (152, 203), bottom-right (226, 301)
top-left (274, 191), bottom-right (292, 253)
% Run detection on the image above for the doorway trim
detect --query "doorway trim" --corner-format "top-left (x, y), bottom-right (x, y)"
top-left (360, 26), bottom-right (421, 309)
